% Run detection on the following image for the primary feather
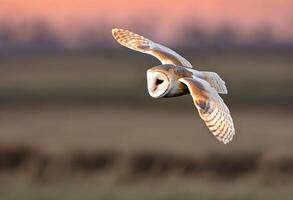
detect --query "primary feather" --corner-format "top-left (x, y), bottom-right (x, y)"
top-left (112, 28), bottom-right (193, 68)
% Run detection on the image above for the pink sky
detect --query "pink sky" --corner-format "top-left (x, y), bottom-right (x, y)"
top-left (1, 0), bottom-right (293, 45)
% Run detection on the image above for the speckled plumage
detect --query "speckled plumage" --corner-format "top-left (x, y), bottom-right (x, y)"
top-left (112, 28), bottom-right (235, 144)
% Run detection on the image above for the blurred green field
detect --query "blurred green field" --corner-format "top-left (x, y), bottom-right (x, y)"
top-left (1, 180), bottom-right (293, 200)
top-left (0, 48), bottom-right (292, 104)
top-left (1, 105), bottom-right (293, 155)
top-left (0, 48), bottom-right (293, 199)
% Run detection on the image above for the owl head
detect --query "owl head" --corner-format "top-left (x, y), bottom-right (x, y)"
top-left (147, 70), bottom-right (170, 98)
top-left (146, 64), bottom-right (180, 98)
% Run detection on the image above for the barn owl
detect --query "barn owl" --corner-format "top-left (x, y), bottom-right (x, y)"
top-left (112, 28), bottom-right (235, 144)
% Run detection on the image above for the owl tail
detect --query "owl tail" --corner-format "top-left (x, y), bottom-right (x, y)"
top-left (200, 71), bottom-right (228, 94)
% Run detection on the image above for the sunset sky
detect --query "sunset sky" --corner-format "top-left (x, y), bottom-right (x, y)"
top-left (1, 0), bottom-right (293, 46)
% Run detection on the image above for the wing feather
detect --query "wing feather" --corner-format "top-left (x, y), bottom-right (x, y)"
top-left (179, 77), bottom-right (235, 144)
top-left (112, 28), bottom-right (193, 68)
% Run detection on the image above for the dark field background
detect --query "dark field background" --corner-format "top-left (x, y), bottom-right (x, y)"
top-left (0, 47), bottom-right (293, 200)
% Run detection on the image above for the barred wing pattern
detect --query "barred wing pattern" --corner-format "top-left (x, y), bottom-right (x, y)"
top-left (112, 28), bottom-right (193, 68)
top-left (179, 77), bottom-right (235, 144)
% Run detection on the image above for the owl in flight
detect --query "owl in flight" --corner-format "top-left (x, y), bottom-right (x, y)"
top-left (112, 28), bottom-right (235, 144)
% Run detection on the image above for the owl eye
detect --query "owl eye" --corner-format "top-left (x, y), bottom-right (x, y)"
top-left (156, 79), bottom-right (164, 85)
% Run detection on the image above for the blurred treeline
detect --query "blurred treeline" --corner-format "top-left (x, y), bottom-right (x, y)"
top-left (0, 21), bottom-right (292, 51)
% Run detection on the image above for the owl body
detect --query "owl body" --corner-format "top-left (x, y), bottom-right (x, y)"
top-left (147, 64), bottom-right (192, 98)
top-left (112, 28), bottom-right (235, 144)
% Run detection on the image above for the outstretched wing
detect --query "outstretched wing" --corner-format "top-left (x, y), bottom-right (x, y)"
top-left (112, 28), bottom-right (193, 68)
top-left (179, 77), bottom-right (235, 144)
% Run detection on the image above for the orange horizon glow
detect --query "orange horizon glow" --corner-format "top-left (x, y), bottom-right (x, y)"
top-left (1, 0), bottom-right (293, 44)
